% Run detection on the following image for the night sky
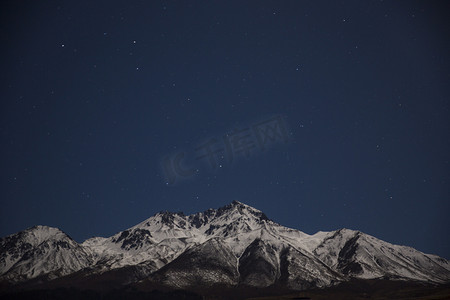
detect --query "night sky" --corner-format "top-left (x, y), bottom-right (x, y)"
top-left (1, 1), bottom-right (449, 259)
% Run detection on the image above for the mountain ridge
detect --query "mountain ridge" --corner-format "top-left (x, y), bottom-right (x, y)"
top-left (1, 201), bottom-right (449, 294)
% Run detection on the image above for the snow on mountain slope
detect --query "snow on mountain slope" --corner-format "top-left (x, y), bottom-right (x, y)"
top-left (311, 228), bottom-right (450, 283)
top-left (82, 201), bottom-right (275, 271)
top-left (81, 201), bottom-right (450, 286)
top-left (81, 211), bottom-right (202, 272)
top-left (1, 201), bottom-right (449, 289)
top-left (148, 238), bottom-right (239, 289)
top-left (238, 238), bottom-right (280, 287)
top-left (0, 226), bottom-right (93, 282)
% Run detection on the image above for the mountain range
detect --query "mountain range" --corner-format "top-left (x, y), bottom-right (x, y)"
top-left (1, 201), bottom-right (449, 299)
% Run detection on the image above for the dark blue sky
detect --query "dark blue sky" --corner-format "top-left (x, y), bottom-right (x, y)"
top-left (1, 1), bottom-right (449, 258)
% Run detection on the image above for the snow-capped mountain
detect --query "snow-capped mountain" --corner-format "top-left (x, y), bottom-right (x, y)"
top-left (1, 201), bottom-right (449, 292)
top-left (0, 226), bottom-right (93, 282)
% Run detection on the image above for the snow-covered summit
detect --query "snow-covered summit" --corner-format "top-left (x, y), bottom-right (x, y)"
top-left (1, 201), bottom-right (449, 288)
top-left (0, 225), bottom-right (93, 282)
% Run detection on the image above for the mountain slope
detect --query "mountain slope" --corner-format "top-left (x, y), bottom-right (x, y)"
top-left (148, 238), bottom-right (239, 289)
top-left (1, 201), bottom-right (449, 292)
top-left (0, 226), bottom-right (93, 282)
top-left (312, 228), bottom-right (450, 283)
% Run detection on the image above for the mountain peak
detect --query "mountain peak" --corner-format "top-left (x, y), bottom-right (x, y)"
top-left (2, 202), bottom-right (450, 290)
top-left (231, 200), bottom-right (245, 206)
top-left (212, 201), bottom-right (271, 225)
top-left (22, 225), bottom-right (69, 242)
top-left (220, 200), bottom-right (261, 212)
top-left (28, 225), bottom-right (62, 233)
